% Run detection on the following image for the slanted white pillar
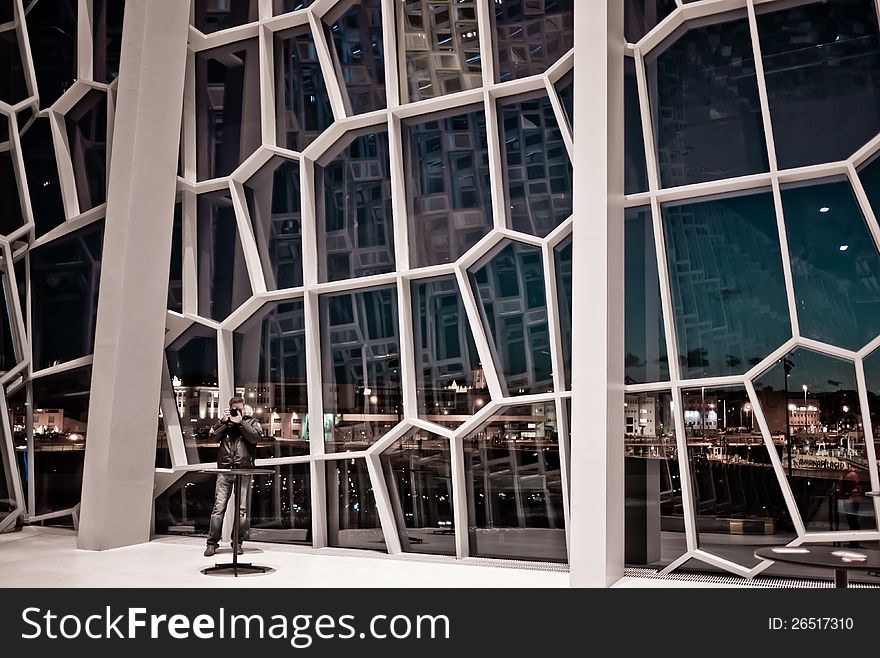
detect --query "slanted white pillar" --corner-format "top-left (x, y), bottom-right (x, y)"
top-left (77, 0), bottom-right (192, 550)
top-left (568, 0), bottom-right (626, 587)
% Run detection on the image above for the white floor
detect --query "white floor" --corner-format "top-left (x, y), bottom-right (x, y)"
top-left (0, 527), bottom-right (744, 588)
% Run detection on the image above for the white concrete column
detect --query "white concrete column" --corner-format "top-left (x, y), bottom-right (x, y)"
top-left (77, 0), bottom-right (192, 550)
top-left (568, 0), bottom-right (625, 587)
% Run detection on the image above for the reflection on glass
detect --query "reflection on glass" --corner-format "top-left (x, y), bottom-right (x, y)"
top-left (498, 92), bottom-right (572, 237)
top-left (403, 106), bottom-right (492, 267)
top-left (92, 0), bottom-right (125, 83)
top-left (65, 90), bottom-right (108, 212)
top-left (647, 13), bottom-right (769, 188)
top-left (315, 129), bottom-right (394, 282)
top-left (25, 0), bottom-right (76, 107)
top-left (863, 347), bottom-right (880, 477)
top-left (625, 0), bottom-right (677, 43)
top-left (0, 27), bottom-right (27, 104)
top-left (273, 0), bottom-right (314, 15)
top-left (555, 69), bottom-right (573, 130)
top-left (554, 236), bottom-right (572, 390)
top-left (156, 405), bottom-right (169, 469)
top-left (411, 276), bottom-right (485, 428)
top-left (326, 458), bottom-right (384, 550)
top-left (31, 222), bottom-right (103, 370)
top-left (781, 178), bottom-right (880, 351)
top-left (324, 0), bottom-right (386, 115)
top-left (681, 386), bottom-right (796, 568)
top-left (625, 207), bottom-right (668, 384)
top-left (380, 429), bottom-right (454, 555)
top-left (662, 190), bottom-right (790, 379)
top-left (21, 117), bottom-right (65, 238)
top-left (625, 58), bottom-right (648, 195)
top-left (274, 26), bottom-right (334, 152)
top-left (320, 286), bottom-right (400, 453)
top-left (168, 203), bottom-right (183, 313)
top-left (397, 0), bottom-right (481, 102)
top-left (196, 190), bottom-right (252, 321)
top-left (32, 366), bottom-right (92, 516)
top-left (492, 0), bottom-right (572, 82)
top-left (194, 0), bottom-right (257, 34)
top-left (469, 240), bottom-right (552, 397)
top-left (8, 386), bottom-right (27, 512)
top-left (196, 40), bottom-right (261, 181)
top-left (244, 156), bottom-right (303, 290)
top-left (753, 348), bottom-right (876, 533)
top-left (154, 471), bottom-right (220, 536)
top-left (757, 0), bottom-right (880, 169)
top-left (464, 403), bottom-right (565, 562)
top-left (234, 299), bottom-right (308, 459)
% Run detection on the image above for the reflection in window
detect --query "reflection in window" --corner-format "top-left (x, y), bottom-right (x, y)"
top-left (781, 178), bottom-right (880, 351)
top-left (380, 429), bottom-right (454, 555)
top-left (273, 0), bottom-right (314, 15)
top-left (492, 0), bottom-right (572, 82)
top-left (249, 464), bottom-right (311, 544)
top-left (168, 203), bottom-right (183, 313)
top-left (863, 346), bottom-right (880, 468)
top-left (324, 0), bottom-right (386, 115)
top-left (469, 241), bottom-right (552, 397)
top-left (624, 0), bottom-right (677, 44)
top-left (315, 129), bottom-right (394, 282)
top-left (647, 13), bottom-right (769, 188)
top-left (403, 106), bottom-right (492, 267)
top-left (196, 190), bottom-right (252, 322)
top-left (65, 90), bottom-right (108, 212)
top-left (8, 385), bottom-right (27, 512)
top-left (21, 117), bottom-right (65, 238)
top-left (397, 0), bottom-right (482, 102)
top-left (25, 0), bottom-right (76, 107)
top-left (464, 403), bottom-right (565, 562)
top-left (625, 207), bottom-right (668, 384)
top-left (0, 264), bottom-right (18, 374)
top-left (554, 236), bottom-right (572, 390)
top-left (662, 190), bottom-right (790, 379)
top-left (196, 40), bottom-right (261, 181)
top-left (0, 442), bottom-right (10, 519)
top-left (625, 58), bottom-right (648, 195)
top-left (31, 222), bottom-right (103, 370)
top-left (0, 26), bottom-right (27, 104)
top-left (326, 458), bottom-right (384, 550)
top-left (274, 26), bottom-right (334, 152)
top-left (92, 0), bottom-right (125, 83)
top-left (244, 157), bottom-right (303, 290)
top-left (154, 471), bottom-right (221, 537)
top-left (498, 93), bottom-right (572, 237)
top-left (234, 299), bottom-right (308, 459)
top-left (555, 69), bottom-right (573, 131)
top-left (758, 0), bottom-right (880, 169)
top-left (411, 276), bottom-right (485, 428)
top-left (753, 348), bottom-right (875, 533)
top-left (0, 119), bottom-right (24, 235)
top-left (193, 0), bottom-right (257, 34)
top-left (320, 286), bottom-right (400, 453)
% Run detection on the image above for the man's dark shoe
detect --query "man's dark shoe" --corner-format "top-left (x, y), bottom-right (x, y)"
top-left (204, 546), bottom-right (216, 557)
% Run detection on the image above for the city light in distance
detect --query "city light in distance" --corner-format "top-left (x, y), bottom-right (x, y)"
top-left (819, 207), bottom-right (830, 213)
top-left (839, 245), bottom-right (849, 251)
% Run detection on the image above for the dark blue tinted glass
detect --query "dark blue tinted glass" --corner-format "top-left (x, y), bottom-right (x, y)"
top-left (320, 286), bottom-right (400, 453)
top-left (244, 156), bottom-right (303, 290)
top-left (492, 0), bottom-right (573, 82)
top-left (625, 207), bottom-right (669, 384)
top-left (864, 347), bottom-right (880, 463)
top-left (20, 117), bottom-right (65, 238)
top-left (469, 240), bottom-right (553, 396)
top-left (26, 0), bottom-right (76, 107)
top-left (93, 0), bottom-right (125, 83)
top-left (624, 0), bottom-right (677, 43)
top-left (648, 15), bottom-right (769, 188)
top-left (316, 129), bottom-right (394, 282)
top-left (0, 26), bottom-right (27, 104)
top-left (168, 202), bottom-right (182, 313)
top-left (403, 106), bottom-right (492, 267)
top-left (554, 236), bottom-right (572, 389)
top-left (781, 178), bottom-right (880, 350)
top-left (758, 0), bottom-right (880, 169)
top-left (325, 0), bottom-right (386, 114)
top-left (625, 58), bottom-right (649, 195)
top-left (326, 458), bottom-right (384, 550)
top-left (31, 222), bottom-right (103, 370)
top-left (65, 89), bottom-right (107, 212)
top-left (499, 92), bottom-right (573, 237)
top-left (663, 191), bottom-right (790, 378)
top-left (194, 0), bottom-right (257, 34)
top-left (411, 275), bottom-right (484, 428)
top-left (273, 0), bottom-right (313, 15)
top-left (555, 69), bottom-right (573, 130)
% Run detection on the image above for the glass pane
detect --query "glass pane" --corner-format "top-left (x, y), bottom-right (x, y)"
top-left (326, 458), bottom-right (384, 550)
top-left (8, 386), bottom-right (26, 513)
top-left (274, 26), bottom-right (334, 152)
top-left (193, 0), bottom-right (257, 34)
top-left (864, 347), bottom-right (880, 484)
top-left (403, 106), bottom-right (492, 267)
top-left (324, 0), bottom-right (386, 115)
top-left (492, 0), bottom-right (573, 83)
top-left (320, 286), bottom-right (401, 453)
top-left (624, 0), bottom-right (677, 44)
top-left (662, 190), bottom-right (791, 379)
top-left (380, 428), bottom-right (455, 555)
top-left (21, 117), bottom-right (65, 238)
top-left (92, 0), bottom-right (125, 83)
top-left (782, 178), bottom-right (880, 351)
top-left (469, 240), bottom-right (553, 397)
top-left (156, 405), bottom-right (169, 469)
top-left (464, 403), bottom-right (566, 562)
top-left (243, 156), bottom-right (304, 290)
top-left (0, 265), bottom-right (18, 373)
top-left (625, 207), bottom-right (669, 384)
top-left (757, 0), bottom-right (880, 169)
top-left (25, 0), bottom-right (76, 107)
top-left (647, 13), bottom-right (769, 188)
top-left (555, 69), bottom-right (573, 131)
top-left (315, 129), bottom-right (394, 282)
top-left (411, 275), bottom-right (485, 429)
top-left (249, 463), bottom-right (311, 544)
top-left (154, 470), bottom-right (221, 537)
top-left (0, 26), bottom-right (27, 104)
top-left (196, 39), bottom-right (261, 181)
top-left (32, 366), bottom-right (91, 516)
top-left (273, 0), bottom-right (313, 16)
top-left (554, 236), bottom-right (572, 390)
top-left (31, 222), bottom-right (104, 370)
top-left (753, 348), bottom-right (876, 533)
top-left (625, 58), bottom-right (649, 195)
top-left (397, 0), bottom-right (482, 102)
top-left (196, 190), bottom-right (252, 321)
top-left (624, 391), bottom-right (685, 569)
top-left (233, 299), bottom-right (309, 459)
top-left (168, 202), bottom-right (183, 313)
top-left (65, 89), bottom-right (108, 212)
top-left (0, 121), bottom-right (23, 235)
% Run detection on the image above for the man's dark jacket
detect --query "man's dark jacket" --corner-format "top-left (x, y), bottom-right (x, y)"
top-left (210, 415), bottom-right (263, 469)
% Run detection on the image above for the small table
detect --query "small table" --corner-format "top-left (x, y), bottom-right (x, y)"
top-left (199, 467), bottom-right (274, 577)
top-left (755, 546), bottom-right (880, 588)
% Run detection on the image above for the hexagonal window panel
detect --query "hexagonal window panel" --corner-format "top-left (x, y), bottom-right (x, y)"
top-left (20, 116), bottom-right (65, 238)
top-left (0, 115), bottom-right (25, 236)
top-left (193, 0), bottom-right (257, 35)
top-left (325, 458), bottom-right (385, 551)
top-left (624, 0), bottom-right (677, 44)
top-left (0, 25), bottom-right (28, 105)
top-left (25, 0), bottom-right (77, 107)
top-left (492, 0), bottom-right (573, 83)
top-left (65, 89), bottom-right (109, 212)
